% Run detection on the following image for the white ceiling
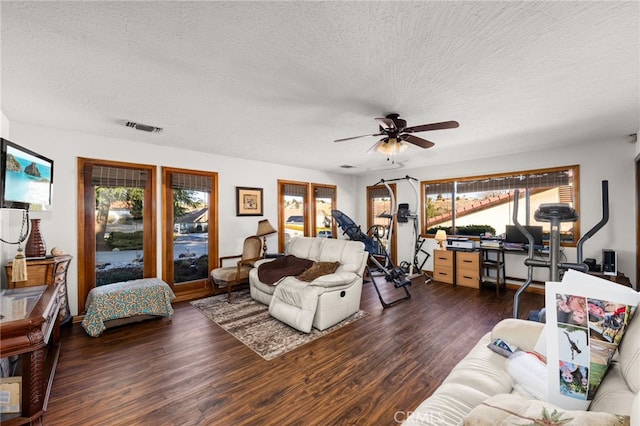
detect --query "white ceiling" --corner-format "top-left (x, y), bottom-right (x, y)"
top-left (1, 1), bottom-right (638, 175)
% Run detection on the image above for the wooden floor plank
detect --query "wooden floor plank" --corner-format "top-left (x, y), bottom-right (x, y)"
top-left (44, 277), bottom-right (544, 425)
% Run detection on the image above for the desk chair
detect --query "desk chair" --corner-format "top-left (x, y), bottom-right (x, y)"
top-left (211, 236), bottom-right (262, 301)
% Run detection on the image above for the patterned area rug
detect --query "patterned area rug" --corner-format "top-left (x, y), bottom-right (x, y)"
top-left (191, 289), bottom-right (368, 361)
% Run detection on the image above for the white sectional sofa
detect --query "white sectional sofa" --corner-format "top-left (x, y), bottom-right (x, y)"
top-left (403, 314), bottom-right (639, 425)
top-left (249, 236), bottom-right (368, 333)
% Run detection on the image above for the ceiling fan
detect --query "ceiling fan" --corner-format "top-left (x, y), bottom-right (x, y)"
top-left (334, 113), bottom-right (459, 160)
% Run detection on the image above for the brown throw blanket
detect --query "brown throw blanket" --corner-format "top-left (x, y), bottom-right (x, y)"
top-left (257, 255), bottom-right (314, 285)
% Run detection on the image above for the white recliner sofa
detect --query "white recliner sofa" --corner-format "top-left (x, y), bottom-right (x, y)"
top-left (249, 236), bottom-right (368, 333)
top-left (403, 312), bottom-right (640, 425)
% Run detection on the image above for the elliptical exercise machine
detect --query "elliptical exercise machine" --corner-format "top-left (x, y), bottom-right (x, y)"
top-left (512, 181), bottom-right (609, 318)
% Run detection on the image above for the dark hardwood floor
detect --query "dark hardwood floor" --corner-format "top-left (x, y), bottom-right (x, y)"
top-left (44, 278), bottom-right (544, 426)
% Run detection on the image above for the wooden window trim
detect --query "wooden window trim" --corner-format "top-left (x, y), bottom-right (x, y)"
top-left (311, 183), bottom-right (337, 238)
top-left (420, 165), bottom-right (580, 246)
top-left (77, 158), bottom-right (156, 313)
top-left (366, 183), bottom-right (397, 263)
top-left (161, 167), bottom-right (218, 301)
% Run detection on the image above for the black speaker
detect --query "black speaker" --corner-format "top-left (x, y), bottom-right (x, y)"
top-left (397, 203), bottom-right (409, 223)
top-left (602, 249), bottom-right (617, 276)
top-left (584, 258), bottom-right (598, 272)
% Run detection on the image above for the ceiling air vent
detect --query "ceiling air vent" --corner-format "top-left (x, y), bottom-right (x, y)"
top-left (124, 121), bottom-right (163, 133)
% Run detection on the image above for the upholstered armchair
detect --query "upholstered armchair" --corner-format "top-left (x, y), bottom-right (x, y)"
top-left (210, 236), bottom-right (262, 301)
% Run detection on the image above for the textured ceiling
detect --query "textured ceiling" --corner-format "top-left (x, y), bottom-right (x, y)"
top-left (1, 1), bottom-right (638, 175)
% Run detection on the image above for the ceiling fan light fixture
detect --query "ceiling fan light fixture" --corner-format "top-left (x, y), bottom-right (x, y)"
top-left (375, 137), bottom-right (409, 156)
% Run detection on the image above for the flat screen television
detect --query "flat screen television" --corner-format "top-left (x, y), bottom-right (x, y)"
top-left (505, 224), bottom-right (544, 246)
top-left (1, 138), bottom-right (54, 210)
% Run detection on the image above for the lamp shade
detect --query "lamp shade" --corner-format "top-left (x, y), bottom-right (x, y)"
top-left (256, 219), bottom-right (277, 237)
top-left (435, 230), bottom-right (447, 250)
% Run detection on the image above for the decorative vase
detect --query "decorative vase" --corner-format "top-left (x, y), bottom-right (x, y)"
top-left (25, 218), bottom-right (46, 258)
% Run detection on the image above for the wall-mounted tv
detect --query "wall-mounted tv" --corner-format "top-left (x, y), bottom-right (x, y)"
top-left (1, 138), bottom-right (54, 210)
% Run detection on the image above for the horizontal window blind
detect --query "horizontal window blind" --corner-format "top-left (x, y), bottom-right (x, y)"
top-left (314, 186), bottom-right (335, 199)
top-left (368, 186), bottom-right (392, 199)
top-left (424, 182), bottom-right (455, 196)
top-left (171, 173), bottom-right (212, 192)
top-left (456, 171), bottom-right (572, 194)
top-left (91, 166), bottom-right (147, 188)
top-left (283, 184), bottom-right (307, 197)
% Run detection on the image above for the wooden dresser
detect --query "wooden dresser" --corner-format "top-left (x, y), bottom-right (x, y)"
top-left (5, 255), bottom-right (72, 325)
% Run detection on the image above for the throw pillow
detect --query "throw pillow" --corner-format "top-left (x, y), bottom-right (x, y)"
top-left (296, 261), bottom-right (340, 282)
top-left (544, 271), bottom-right (639, 411)
top-left (506, 351), bottom-right (548, 401)
top-left (463, 393), bottom-right (629, 426)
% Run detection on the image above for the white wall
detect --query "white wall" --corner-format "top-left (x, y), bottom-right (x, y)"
top-left (356, 137), bottom-right (637, 289)
top-left (1, 118), bottom-right (637, 318)
top-left (0, 120), bottom-right (358, 315)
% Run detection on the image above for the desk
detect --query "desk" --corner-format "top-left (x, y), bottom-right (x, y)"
top-left (0, 284), bottom-right (62, 425)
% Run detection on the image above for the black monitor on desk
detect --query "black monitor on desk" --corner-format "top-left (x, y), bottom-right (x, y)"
top-left (505, 225), bottom-right (544, 246)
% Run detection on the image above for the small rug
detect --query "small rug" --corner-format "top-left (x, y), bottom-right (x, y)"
top-left (191, 289), bottom-right (368, 361)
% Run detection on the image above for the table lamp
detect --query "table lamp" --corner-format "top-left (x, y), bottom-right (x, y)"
top-left (256, 219), bottom-right (277, 258)
top-left (435, 230), bottom-right (448, 250)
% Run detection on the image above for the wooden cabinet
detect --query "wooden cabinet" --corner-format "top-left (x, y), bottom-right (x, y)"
top-left (456, 251), bottom-right (481, 288)
top-left (433, 250), bottom-right (455, 284)
top-left (5, 255), bottom-right (72, 325)
top-left (433, 250), bottom-right (481, 288)
top-left (0, 284), bottom-right (62, 425)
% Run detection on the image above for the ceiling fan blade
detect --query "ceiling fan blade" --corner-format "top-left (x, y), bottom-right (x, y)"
top-left (400, 134), bottom-right (435, 149)
top-left (374, 117), bottom-right (397, 131)
top-left (366, 139), bottom-right (386, 154)
top-left (334, 132), bottom-right (384, 142)
top-left (403, 120), bottom-right (460, 133)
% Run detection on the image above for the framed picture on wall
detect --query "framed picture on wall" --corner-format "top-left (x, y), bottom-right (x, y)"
top-left (236, 187), bottom-right (263, 216)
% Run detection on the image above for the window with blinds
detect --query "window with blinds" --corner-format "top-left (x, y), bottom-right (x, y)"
top-left (366, 183), bottom-right (397, 260)
top-left (312, 184), bottom-right (336, 238)
top-left (422, 165), bottom-right (580, 244)
top-left (162, 167), bottom-right (217, 290)
top-left (278, 181), bottom-right (338, 251)
top-left (77, 158), bottom-right (157, 312)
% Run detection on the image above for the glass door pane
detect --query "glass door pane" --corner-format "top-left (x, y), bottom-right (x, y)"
top-left (95, 187), bottom-right (144, 286)
top-left (279, 181), bottom-right (308, 252)
top-left (172, 189), bottom-right (210, 285)
top-left (312, 185), bottom-right (336, 238)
